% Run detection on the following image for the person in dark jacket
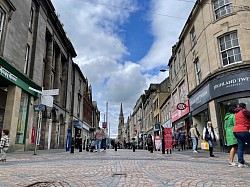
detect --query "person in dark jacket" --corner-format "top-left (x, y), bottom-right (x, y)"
top-left (233, 103), bottom-right (250, 168)
top-left (224, 107), bottom-right (238, 166)
top-left (203, 121), bottom-right (218, 157)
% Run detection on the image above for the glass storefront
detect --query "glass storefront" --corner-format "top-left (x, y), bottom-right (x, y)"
top-left (15, 91), bottom-right (29, 144)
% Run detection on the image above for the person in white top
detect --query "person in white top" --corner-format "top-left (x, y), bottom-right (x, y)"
top-left (203, 121), bottom-right (219, 157)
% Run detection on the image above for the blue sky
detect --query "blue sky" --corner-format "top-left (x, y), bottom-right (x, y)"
top-left (51, 0), bottom-right (195, 138)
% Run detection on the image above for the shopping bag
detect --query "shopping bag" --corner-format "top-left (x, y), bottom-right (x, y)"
top-left (201, 140), bottom-right (209, 150)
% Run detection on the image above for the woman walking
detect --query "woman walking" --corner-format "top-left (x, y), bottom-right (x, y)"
top-left (233, 103), bottom-right (250, 168)
top-left (203, 121), bottom-right (218, 157)
top-left (224, 107), bottom-right (238, 166)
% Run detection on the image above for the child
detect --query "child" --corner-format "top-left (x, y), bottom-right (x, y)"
top-left (0, 129), bottom-right (10, 162)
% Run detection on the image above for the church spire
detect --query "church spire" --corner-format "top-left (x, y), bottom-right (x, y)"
top-left (119, 103), bottom-right (123, 117)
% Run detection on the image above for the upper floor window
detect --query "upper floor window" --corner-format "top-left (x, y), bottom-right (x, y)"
top-left (24, 44), bottom-right (30, 74)
top-left (28, 8), bottom-right (34, 30)
top-left (213, 0), bottom-right (233, 20)
top-left (194, 58), bottom-right (202, 85)
top-left (219, 32), bottom-right (242, 66)
top-left (190, 26), bottom-right (196, 47)
top-left (0, 8), bottom-right (5, 43)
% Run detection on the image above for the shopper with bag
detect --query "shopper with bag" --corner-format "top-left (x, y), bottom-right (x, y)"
top-left (203, 121), bottom-right (218, 157)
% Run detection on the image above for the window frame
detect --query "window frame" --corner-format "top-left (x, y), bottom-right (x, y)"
top-left (24, 44), bottom-right (30, 74)
top-left (194, 58), bottom-right (202, 85)
top-left (218, 31), bottom-right (242, 67)
top-left (0, 7), bottom-right (5, 45)
top-left (213, 0), bottom-right (233, 20)
top-left (190, 26), bottom-right (196, 47)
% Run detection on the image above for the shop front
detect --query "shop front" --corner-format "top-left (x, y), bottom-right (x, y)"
top-left (189, 70), bottom-right (250, 152)
top-left (0, 57), bottom-right (41, 151)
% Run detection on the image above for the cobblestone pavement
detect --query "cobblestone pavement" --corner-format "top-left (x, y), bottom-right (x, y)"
top-left (1, 149), bottom-right (250, 187)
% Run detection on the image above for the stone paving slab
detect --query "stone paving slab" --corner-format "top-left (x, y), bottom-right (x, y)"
top-left (1, 149), bottom-right (250, 187)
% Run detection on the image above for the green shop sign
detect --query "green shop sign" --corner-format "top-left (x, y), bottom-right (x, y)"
top-left (0, 57), bottom-right (41, 98)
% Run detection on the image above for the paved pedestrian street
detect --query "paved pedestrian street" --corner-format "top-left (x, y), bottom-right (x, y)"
top-left (1, 149), bottom-right (250, 187)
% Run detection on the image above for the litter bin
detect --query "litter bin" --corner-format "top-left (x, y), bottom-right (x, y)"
top-left (79, 138), bottom-right (82, 152)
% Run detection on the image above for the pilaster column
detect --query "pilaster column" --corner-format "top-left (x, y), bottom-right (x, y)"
top-left (44, 36), bottom-right (53, 89)
top-left (54, 51), bottom-right (61, 103)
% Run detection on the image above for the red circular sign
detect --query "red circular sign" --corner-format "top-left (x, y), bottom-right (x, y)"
top-left (176, 103), bottom-right (187, 110)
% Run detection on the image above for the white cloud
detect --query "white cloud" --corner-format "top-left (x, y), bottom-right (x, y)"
top-left (139, 0), bottom-right (195, 71)
top-left (51, 0), bottom-right (194, 138)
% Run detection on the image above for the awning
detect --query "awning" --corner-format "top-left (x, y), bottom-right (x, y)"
top-left (73, 120), bottom-right (83, 129)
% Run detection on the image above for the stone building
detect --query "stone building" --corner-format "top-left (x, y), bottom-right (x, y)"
top-left (168, 0), bottom-right (250, 150)
top-left (0, 0), bottom-right (99, 152)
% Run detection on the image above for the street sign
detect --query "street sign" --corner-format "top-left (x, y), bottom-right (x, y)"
top-left (34, 104), bottom-right (45, 111)
top-left (41, 95), bottom-right (53, 107)
top-left (42, 89), bottom-right (59, 96)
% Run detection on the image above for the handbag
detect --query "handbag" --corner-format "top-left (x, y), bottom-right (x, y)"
top-left (201, 140), bottom-right (209, 150)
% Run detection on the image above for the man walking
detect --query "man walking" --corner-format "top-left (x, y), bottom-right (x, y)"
top-left (189, 124), bottom-right (199, 153)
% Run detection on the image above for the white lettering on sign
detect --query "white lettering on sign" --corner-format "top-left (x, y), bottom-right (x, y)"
top-left (213, 76), bottom-right (250, 90)
top-left (0, 65), bottom-right (17, 82)
top-left (176, 103), bottom-right (186, 110)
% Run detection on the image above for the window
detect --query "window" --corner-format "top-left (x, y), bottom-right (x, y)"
top-left (28, 8), bottom-right (34, 30)
top-left (0, 8), bottom-right (5, 43)
top-left (178, 49), bottom-right (183, 67)
top-left (194, 58), bottom-right (202, 85)
top-left (190, 26), bottom-right (196, 47)
top-left (213, 0), bottom-right (233, 20)
top-left (219, 32), bottom-right (242, 66)
top-left (24, 44), bottom-right (30, 74)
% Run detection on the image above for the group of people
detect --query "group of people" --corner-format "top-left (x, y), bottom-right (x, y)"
top-left (93, 127), bottom-right (107, 153)
top-left (224, 103), bottom-right (250, 168)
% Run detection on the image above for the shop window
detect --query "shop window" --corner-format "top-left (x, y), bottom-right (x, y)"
top-left (213, 0), bottom-right (233, 20)
top-left (219, 32), bottom-right (242, 66)
top-left (16, 91), bottom-right (29, 144)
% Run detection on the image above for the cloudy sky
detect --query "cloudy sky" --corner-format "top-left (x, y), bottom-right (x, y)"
top-left (51, 0), bottom-right (195, 138)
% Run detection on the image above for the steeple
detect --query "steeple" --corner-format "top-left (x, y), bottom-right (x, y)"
top-left (119, 103), bottom-right (123, 117)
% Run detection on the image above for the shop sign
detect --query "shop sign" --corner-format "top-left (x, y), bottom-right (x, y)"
top-left (164, 128), bottom-right (173, 149)
top-left (210, 71), bottom-right (250, 98)
top-left (0, 65), bottom-right (18, 82)
top-left (189, 84), bottom-right (211, 111)
top-left (171, 100), bottom-right (190, 122)
top-left (190, 71), bottom-right (250, 111)
top-left (176, 103), bottom-right (187, 110)
top-left (154, 135), bottom-right (162, 150)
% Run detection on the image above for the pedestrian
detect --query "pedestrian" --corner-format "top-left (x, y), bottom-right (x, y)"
top-left (101, 128), bottom-right (107, 152)
top-left (189, 124), bottom-right (199, 153)
top-left (146, 134), bottom-right (153, 152)
top-left (233, 103), bottom-right (250, 168)
top-left (224, 107), bottom-right (238, 166)
top-left (94, 127), bottom-right (102, 152)
top-left (0, 129), bottom-right (10, 162)
top-left (203, 121), bottom-right (218, 157)
top-left (179, 132), bottom-right (186, 151)
top-left (173, 128), bottom-right (180, 151)
top-left (195, 126), bottom-right (201, 151)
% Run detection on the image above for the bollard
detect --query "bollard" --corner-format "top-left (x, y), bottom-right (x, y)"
top-left (86, 139), bottom-right (89, 152)
top-left (115, 143), bottom-right (117, 151)
top-left (133, 144), bottom-right (135, 152)
top-left (83, 140), bottom-right (86, 150)
top-left (70, 137), bottom-right (75, 154)
top-left (150, 146), bottom-right (153, 153)
top-left (79, 138), bottom-right (82, 152)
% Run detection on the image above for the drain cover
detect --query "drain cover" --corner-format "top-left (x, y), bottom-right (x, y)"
top-left (112, 173), bottom-right (127, 177)
top-left (26, 181), bottom-right (69, 187)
